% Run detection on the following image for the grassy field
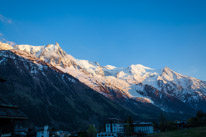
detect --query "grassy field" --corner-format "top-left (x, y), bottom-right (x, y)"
top-left (148, 126), bottom-right (206, 137)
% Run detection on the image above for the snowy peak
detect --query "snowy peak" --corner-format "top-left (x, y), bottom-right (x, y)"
top-left (14, 44), bottom-right (44, 57)
top-left (163, 66), bottom-right (172, 71)
top-left (161, 66), bottom-right (179, 82)
top-left (128, 64), bottom-right (153, 75)
top-left (14, 42), bottom-right (65, 58)
top-left (0, 42), bottom-right (13, 50)
top-left (104, 65), bottom-right (116, 70)
top-left (44, 42), bottom-right (63, 54)
top-left (41, 43), bottom-right (68, 59)
top-left (55, 42), bottom-right (60, 47)
top-left (14, 42), bottom-right (76, 68)
top-left (130, 64), bottom-right (153, 71)
top-left (75, 59), bottom-right (104, 76)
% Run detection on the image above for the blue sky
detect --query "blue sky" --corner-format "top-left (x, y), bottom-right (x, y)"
top-left (0, 0), bottom-right (206, 80)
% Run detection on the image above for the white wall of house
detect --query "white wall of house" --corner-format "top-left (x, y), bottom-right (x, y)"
top-left (105, 124), bottom-right (111, 133)
top-left (134, 125), bottom-right (153, 134)
top-left (36, 126), bottom-right (49, 137)
top-left (105, 123), bottom-right (124, 133)
top-left (100, 120), bottom-right (154, 137)
top-left (112, 123), bottom-right (124, 133)
top-left (1, 133), bottom-right (11, 137)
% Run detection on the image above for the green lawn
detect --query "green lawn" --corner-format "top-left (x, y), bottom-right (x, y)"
top-left (148, 127), bottom-right (206, 137)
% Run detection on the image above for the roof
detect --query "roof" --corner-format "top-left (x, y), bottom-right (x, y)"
top-left (15, 128), bottom-right (29, 132)
top-left (0, 98), bottom-right (27, 120)
top-left (133, 122), bottom-right (153, 126)
top-left (35, 126), bottom-right (54, 132)
top-left (0, 98), bottom-right (19, 108)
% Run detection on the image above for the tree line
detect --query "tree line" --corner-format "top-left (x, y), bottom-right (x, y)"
top-left (155, 110), bottom-right (206, 132)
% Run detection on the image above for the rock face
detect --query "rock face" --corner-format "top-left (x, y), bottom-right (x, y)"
top-left (0, 41), bottom-right (206, 129)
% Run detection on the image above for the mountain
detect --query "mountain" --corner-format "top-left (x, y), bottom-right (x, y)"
top-left (1, 41), bottom-right (205, 128)
top-left (12, 42), bottom-right (206, 113)
top-left (0, 46), bottom-right (135, 130)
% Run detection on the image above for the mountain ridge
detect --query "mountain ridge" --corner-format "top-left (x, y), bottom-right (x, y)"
top-left (1, 41), bottom-right (206, 115)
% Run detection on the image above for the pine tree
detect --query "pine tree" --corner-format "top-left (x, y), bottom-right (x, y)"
top-left (87, 125), bottom-right (97, 137)
top-left (125, 116), bottom-right (134, 136)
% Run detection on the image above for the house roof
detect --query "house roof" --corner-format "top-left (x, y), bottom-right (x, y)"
top-left (133, 122), bottom-right (153, 126)
top-left (35, 126), bottom-right (54, 132)
top-left (0, 98), bottom-right (19, 108)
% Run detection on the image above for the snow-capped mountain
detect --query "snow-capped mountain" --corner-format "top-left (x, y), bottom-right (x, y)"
top-left (0, 44), bottom-right (136, 129)
top-left (1, 41), bottom-right (206, 114)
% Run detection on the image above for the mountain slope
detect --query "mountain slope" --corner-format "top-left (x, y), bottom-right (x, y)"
top-left (0, 49), bottom-right (135, 130)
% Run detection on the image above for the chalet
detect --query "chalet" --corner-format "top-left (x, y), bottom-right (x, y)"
top-left (133, 122), bottom-right (154, 134)
top-left (0, 98), bottom-right (27, 137)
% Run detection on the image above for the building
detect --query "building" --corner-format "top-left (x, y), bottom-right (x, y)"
top-left (175, 121), bottom-right (186, 129)
top-left (97, 118), bottom-right (124, 137)
top-left (36, 126), bottom-right (50, 137)
top-left (0, 98), bottom-right (27, 137)
top-left (97, 119), bottom-right (154, 137)
top-left (105, 118), bottom-right (124, 133)
top-left (133, 122), bottom-right (154, 134)
top-left (14, 128), bottom-right (28, 137)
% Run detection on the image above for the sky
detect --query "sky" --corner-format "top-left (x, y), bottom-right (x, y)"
top-left (0, 0), bottom-right (206, 80)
